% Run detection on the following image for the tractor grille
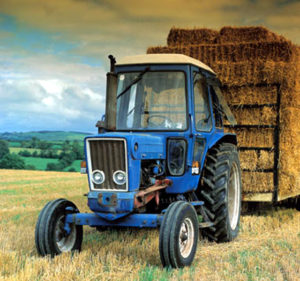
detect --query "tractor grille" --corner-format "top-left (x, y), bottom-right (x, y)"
top-left (87, 138), bottom-right (127, 191)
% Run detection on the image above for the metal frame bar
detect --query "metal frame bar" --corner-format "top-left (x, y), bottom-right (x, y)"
top-left (65, 213), bottom-right (163, 228)
top-left (224, 124), bottom-right (276, 129)
top-left (238, 147), bottom-right (274, 151)
top-left (230, 104), bottom-right (277, 109)
top-left (272, 84), bottom-right (281, 203)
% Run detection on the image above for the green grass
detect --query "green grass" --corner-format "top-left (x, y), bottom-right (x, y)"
top-left (7, 141), bottom-right (21, 147)
top-left (21, 157), bottom-right (59, 170)
top-left (64, 160), bottom-right (81, 172)
top-left (20, 156), bottom-right (81, 172)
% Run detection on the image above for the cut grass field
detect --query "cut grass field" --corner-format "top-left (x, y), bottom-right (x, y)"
top-left (9, 147), bottom-right (41, 154)
top-left (0, 169), bottom-right (299, 281)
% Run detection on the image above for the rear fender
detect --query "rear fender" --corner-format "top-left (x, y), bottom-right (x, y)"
top-left (208, 133), bottom-right (237, 149)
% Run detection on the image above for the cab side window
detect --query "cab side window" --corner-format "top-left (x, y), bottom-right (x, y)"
top-left (193, 72), bottom-right (212, 132)
top-left (210, 86), bottom-right (223, 128)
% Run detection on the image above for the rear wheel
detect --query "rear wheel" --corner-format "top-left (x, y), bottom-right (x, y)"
top-left (35, 199), bottom-right (83, 257)
top-left (159, 201), bottom-right (199, 268)
top-left (199, 143), bottom-right (242, 242)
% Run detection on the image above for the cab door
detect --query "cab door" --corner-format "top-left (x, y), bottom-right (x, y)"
top-left (191, 66), bottom-right (213, 172)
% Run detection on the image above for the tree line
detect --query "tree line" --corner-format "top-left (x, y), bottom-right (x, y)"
top-left (0, 138), bottom-right (84, 172)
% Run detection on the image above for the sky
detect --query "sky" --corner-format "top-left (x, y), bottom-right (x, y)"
top-left (0, 0), bottom-right (299, 133)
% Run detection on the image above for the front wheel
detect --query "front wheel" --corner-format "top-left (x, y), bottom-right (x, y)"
top-left (159, 201), bottom-right (199, 268)
top-left (35, 199), bottom-right (83, 257)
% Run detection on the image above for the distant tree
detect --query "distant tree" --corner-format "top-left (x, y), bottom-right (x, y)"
top-left (20, 141), bottom-right (27, 148)
top-left (0, 153), bottom-right (25, 169)
top-left (46, 162), bottom-right (64, 171)
top-left (38, 140), bottom-right (51, 150)
top-left (32, 151), bottom-right (38, 157)
top-left (59, 152), bottom-right (76, 167)
top-left (0, 140), bottom-right (9, 159)
top-left (25, 164), bottom-right (36, 170)
top-left (30, 137), bottom-right (39, 148)
top-left (71, 140), bottom-right (84, 160)
top-left (67, 167), bottom-right (76, 172)
top-left (18, 150), bottom-right (31, 157)
top-left (61, 140), bottom-right (71, 153)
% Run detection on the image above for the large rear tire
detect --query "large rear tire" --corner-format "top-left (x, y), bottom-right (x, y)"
top-left (159, 201), bottom-right (199, 268)
top-left (199, 143), bottom-right (242, 242)
top-left (35, 199), bottom-right (83, 257)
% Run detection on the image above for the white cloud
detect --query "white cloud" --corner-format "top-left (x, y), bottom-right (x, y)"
top-left (0, 55), bottom-right (106, 132)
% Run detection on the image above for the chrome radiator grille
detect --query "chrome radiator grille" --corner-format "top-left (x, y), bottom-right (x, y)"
top-left (87, 138), bottom-right (127, 191)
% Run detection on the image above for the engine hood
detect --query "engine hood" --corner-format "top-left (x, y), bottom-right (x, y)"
top-left (85, 132), bottom-right (166, 160)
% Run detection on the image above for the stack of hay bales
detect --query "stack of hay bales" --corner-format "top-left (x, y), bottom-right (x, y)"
top-left (147, 26), bottom-right (300, 202)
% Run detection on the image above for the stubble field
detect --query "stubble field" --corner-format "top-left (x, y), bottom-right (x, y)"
top-left (0, 169), bottom-right (299, 281)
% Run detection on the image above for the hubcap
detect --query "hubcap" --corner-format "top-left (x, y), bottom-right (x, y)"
top-left (228, 162), bottom-right (241, 230)
top-left (179, 218), bottom-right (194, 258)
top-left (55, 214), bottom-right (76, 252)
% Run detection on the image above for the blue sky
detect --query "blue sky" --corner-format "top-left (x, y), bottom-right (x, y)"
top-left (0, 0), bottom-right (299, 133)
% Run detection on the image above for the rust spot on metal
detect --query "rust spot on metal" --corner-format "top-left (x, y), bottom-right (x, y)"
top-left (134, 179), bottom-right (172, 209)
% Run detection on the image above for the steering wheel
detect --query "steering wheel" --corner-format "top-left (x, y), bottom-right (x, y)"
top-left (147, 115), bottom-right (174, 128)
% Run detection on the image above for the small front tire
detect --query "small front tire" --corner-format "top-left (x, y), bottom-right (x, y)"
top-left (35, 199), bottom-right (83, 257)
top-left (159, 201), bottom-right (199, 268)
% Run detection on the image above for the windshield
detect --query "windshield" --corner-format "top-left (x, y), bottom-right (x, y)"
top-left (116, 71), bottom-right (187, 130)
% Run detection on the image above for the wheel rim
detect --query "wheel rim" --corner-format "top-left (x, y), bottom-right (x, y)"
top-left (228, 162), bottom-right (241, 230)
top-left (178, 217), bottom-right (194, 258)
top-left (55, 214), bottom-right (77, 252)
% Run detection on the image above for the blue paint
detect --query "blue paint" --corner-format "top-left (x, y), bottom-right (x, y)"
top-left (87, 191), bottom-right (135, 214)
top-left (77, 62), bottom-right (237, 229)
top-left (65, 212), bottom-right (163, 228)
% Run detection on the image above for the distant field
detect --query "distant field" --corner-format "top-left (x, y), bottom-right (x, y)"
top-left (0, 131), bottom-right (91, 142)
top-left (21, 157), bottom-right (59, 170)
top-left (63, 160), bottom-right (81, 171)
top-left (20, 157), bottom-right (81, 172)
top-left (0, 169), bottom-right (299, 281)
top-left (9, 147), bottom-right (41, 154)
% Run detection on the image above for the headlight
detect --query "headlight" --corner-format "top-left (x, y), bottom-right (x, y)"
top-left (113, 170), bottom-right (126, 185)
top-left (92, 170), bottom-right (105, 185)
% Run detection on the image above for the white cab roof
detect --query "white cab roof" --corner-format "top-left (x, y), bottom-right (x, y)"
top-left (116, 54), bottom-right (216, 74)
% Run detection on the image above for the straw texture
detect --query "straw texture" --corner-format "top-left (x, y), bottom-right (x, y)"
top-left (148, 26), bottom-right (300, 201)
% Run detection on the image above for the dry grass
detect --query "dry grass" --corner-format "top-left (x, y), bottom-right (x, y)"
top-left (0, 169), bottom-right (299, 281)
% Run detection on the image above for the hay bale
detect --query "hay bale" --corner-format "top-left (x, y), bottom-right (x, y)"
top-left (257, 151), bottom-right (274, 170)
top-left (148, 41), bottom-right (295, 64)
top-left (147, 27), bottom-right (300, 201)
top-left (147, 47), bottom-right (297, 88)
top-left (242, 172), bottom-right (274, 193)
top-left (211, 60), bottom-right (297, 88)
top-left (226, 127), bottom-right (274, 148)
top-left (278, 171), bottom-right (300, 199)
top-left (231, 106), bottom-right (277, 125)
top-left (219, 26), bottom-right (284, 43)
top-left (167, 27), bottom-right (219, 46)
top-left (280, 107), bottom-right (300, 130)
top-left (278, 147), bottom-right (300, 198)
top-left (239, 150), bottom-right (258, 170)
top-left (222, 86), bottom-right (278, 105)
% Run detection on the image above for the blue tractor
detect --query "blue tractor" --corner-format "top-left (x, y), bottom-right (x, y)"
top-left (35, 54), bottom-right (242, 268)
